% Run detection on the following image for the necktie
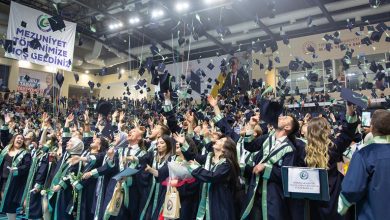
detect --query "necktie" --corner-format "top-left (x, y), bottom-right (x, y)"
top-left (232, 75), bottom-right (237, 85)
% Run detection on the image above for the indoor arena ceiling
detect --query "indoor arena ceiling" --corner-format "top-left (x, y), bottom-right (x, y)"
top-left (0, 0), bottom-right (389, 74)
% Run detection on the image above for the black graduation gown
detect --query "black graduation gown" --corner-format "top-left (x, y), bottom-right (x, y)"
top-left (157, 156), bottom-right (201, 220)
top-left (303, 120), bottom-right (358, 220)
top-left (138, 151), bottom-right (170, 220)
top-left (182, 150), bottom-right (237, 220)
top-left (0, 149), bottom-right (31, 213)
top-left (50, 162), bottom-right (82, 220)
top-left (77, 152), bottom-right (105, 220)
top-left (26, 150), bottom-right (50, 219)
top-left (241, 133), bottom-right (297, 220)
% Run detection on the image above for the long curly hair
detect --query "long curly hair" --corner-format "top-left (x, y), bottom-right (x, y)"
top-left (305, 117), bottom-right (331, 169)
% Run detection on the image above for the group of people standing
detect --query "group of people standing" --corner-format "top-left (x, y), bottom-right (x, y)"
top-left (0, 89), bottom-right (389, 220)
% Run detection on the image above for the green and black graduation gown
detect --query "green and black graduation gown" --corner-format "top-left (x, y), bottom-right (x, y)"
top-left (240, 130), bottom-right (297, 220)
top-left (24, 145), bottom-right (50, 219)
top-left (0, 146), bottom-right (32, 213)
top-left (181, 142), bottom-right (237, 220)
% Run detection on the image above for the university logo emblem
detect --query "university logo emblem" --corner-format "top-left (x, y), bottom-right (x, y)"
top-left (37, 15), bottom-right (51, 32)
top-left (299, 171), bottom-right (309, 180)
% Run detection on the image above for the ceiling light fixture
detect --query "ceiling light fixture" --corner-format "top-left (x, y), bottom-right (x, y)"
top-left (175, 2), bottom-right (190, 12)
top-left (129, 17), bottom-right (140, 24)
top-left (203, 0), bottom-right (224, 4)
top-left (151, 9), bottom-right (164, 19)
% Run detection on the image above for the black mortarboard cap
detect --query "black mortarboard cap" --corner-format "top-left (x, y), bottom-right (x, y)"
top-left (374, 72), bottom-right (386, 81)
top-left (259, 98), bottom-right (283, 127)
top-left (370, 61), bottom-right (378, 73)
top-left (325, 43), bottom-right (332, 51)
top-left (140, 90), bottom-right (144, 94)
top-left (135, 85), bottom-right (140, 90)
top-left (199, 69), bottom-right (206, 77)
top-left (207, 84), bottom-right (212, 89)
top-left (22, 47), bottom-right (28, 53)
top-left (48, 15), bottom-right (66, 32)
top-left (118, 73), bottom-right (122, 79)
top-left (274, 56), bottom-right (280, 63)
top-left (138, 66), bottom-right (145, 76)
top-left (375, 22), bottom-right (388, 32)
top-left (207, 63), bottom-right (215, 70)
top-left (307, 71), bottom-right (318, 82)
top-left (340, 88), bottom-right (368, 109)
top-left (96, 83), bottom-right (101, 88)
top-left (306, 45), bottom-right (315, 53)
top-left (340, 44), bottom-right (347, 51)
top-left (124, 82), bottom-right (128, 87)
top-left (279, 70), bottom-right (289, 80)
top-left (207, 78), bottom-right (212, 83)
top-left (288, 60), bottom-right (299, 71)
top-left (282, 35), bottom-right (289, 45)
top-left (137, 79), bottom-right (147, 87)
top-left (56, 72), bottom-right (64, 87)
top-left (88, 81), bottom-right (95, 90)
top-left (150, 44), bottom-right (159, 56)
top-left (159, 71), bottom-right (172, 92)
top-left (267, 59), bottom-right (273, 71)
top-left (361, 37), bottom-right (372, 46)
top-left (24, 75), bottom-right (30, 81)
top-left (370, 31), bottom-right (383, 42)
top-left (302, 61), bottom-right (312, 69)
top-left (107, 86), bottom-right (111, 90)
top-left (324, 59), bottom-right (332, 68)
top-left (29, 39), bottom-right (41, 49)
top-left (323, 34), bottom-right (333, 41)
top-left (367, 25), bottom-right (375, 32)
top-left (151, 70), bottom-right (159, 85)
top-left (146, 87), bottom-right (151, 92)
top-left (74, 73), bottom-right (79, 83)
top-left (269, 41), bottom-right (278, 52)
top-left (190, 71), bottom-right (201, 94)
top-left (386, 37), bottom-right (390, 42)
top-left (97, 101), bottom-right (112, 117)
top-left (21, 21), bottom-right (27, 28)
top-left (178, 37), bottom-right (185, 46)
top-left (254, 59), bottom-right (260, 65)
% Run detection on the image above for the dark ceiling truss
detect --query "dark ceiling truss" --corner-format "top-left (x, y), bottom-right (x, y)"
top-left (314, 0), bottom-right (335, 23)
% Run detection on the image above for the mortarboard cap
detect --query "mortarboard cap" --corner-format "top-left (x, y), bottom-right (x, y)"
top-left (124, 82), bottom-right (128, 87)
top-left (279, 70), bottom-right (289, 80)
top-left (146, 87), bottom-right (151, 92)
top-left (259, 63), bottom-right (264, 70)
top-left (118, 73), bottom-right (122, 79)
top-left (140, 90), bottom-right (144, 94)
top-left (151, 70), bottom-right (159, 85)
top-left (288, 60), bottom-right (299, 71)
top-left (97, 101), bottom-right (113, 117)
top-left (340, 88), bottom-right (368, 109)
top-left (369, 61), bottom-right (378, 73)
top-left (159, 71), bottom-right (172, 92)
top-left (137, 79), bottom-right (147, 87)
top-left (274, 56), bottom-right (280, 63)
top-left (323, 34), bottom-right (333, 41)
top-left (306, 71), bottom-right (318, 82)
top-left (269, 41), bottom-right (278, 52)
top-left (29, 39), bottom-right (41, 49)
top-left (48, 15), bottom-right (66, 32)
top-left (361, 37), bottom-right (372, 46)
top-left (370, 31), bottom-right (383, 42)
top-left (282, 35), bottom-right (289, 45)
top-left (55, 72), bottom-right (64, 87)
top-left (24, 75), bottom-right (30, 81)
top-left (96, 83), bottom-right (101, 88)
top-left (259, 98), bottom-right (283, 127)
top-left (150, 44), bottom-right (159, 56)
top-left (340, 44), bottom-right (347, 51)
top-left (325, 43), bottom-right (332, 51)
top-left (138, 66), bottom-right (145, 76)
top-left (87, 81), bottom-right (95, 91)
top-left (127, 91), bottom-right (131, 95)
top-left (107, 86), bottom-right (111, 90)
top-left (302, 61), bottom-right (312, 69)
top-left (21, 21), bottom-right (27, 28)
top-left (367, 25), bottom-right (375, 32)
top-left (73, 73), bottom-right (79, 83)
top-left (207, 84), bottom-right (212, 89)
top-left (207, 63), bottom-right (215, 70)
top-left (190, 71), bottom-right (201, 94)
top-left (386, 36), bottom-right (390, 42)
top-left (207, 78), bottom-right (212, 83)
top-left (267, 59), bottom-right (273, 71)
top-left (375, 22), bottom-right (388, 32)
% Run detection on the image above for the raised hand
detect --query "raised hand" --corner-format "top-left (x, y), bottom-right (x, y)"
top-left (84, 110), bottom-right (89, 123)
top-left (173, 133), bottom-right (185, 144)
top-left (207, 95), bottom-right (218, 108)
top-left (66, 113), bottom-right (74, 123)
top-left (119, 111), bottom-right (125, 122)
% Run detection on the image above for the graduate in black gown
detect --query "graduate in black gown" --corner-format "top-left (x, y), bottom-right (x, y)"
top-left (139, 135), bottom-right (173, 220)
top-left (49, 137), bottom-right (84, 220)
top-left (302, 104), bottom-right (358, 220)
top-left (178, 132), bottom-right (240, 220)
top-left (0, 133), bottom-right (32, 220)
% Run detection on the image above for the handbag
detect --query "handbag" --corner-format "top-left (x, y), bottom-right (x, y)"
top-left (106, 182), bottom-right (124, 216)
top-left (163, 185), bottom-right (181, 219)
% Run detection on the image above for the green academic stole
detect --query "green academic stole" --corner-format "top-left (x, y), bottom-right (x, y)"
top-left (23, 149), bottom-right (48, 218)
top-left (240, 134), bottom-right (293, 220)
top-left (0, 149), bottom-right (28, 212)
top-left (196, 153), bottom-right (226, 220)
top-left (123, 149), bottom-right (145, 208)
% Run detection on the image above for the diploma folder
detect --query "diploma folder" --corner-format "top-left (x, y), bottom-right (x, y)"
top-left (112, 167), bottom-right (139, 181)
top-left (281, 166), bottom-right (330, 201)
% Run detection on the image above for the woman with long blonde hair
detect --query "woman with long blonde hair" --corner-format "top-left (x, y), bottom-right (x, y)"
top-left (304, 104), bottom-right (357, 220)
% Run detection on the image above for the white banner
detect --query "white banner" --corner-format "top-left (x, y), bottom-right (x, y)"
top-left (6, 2), bottom-right (76, 71)
top-left (288, 167), bottom-right (320, 194)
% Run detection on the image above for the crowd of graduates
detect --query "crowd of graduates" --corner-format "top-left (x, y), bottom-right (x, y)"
top-left (0, 86), bottom-right (389, 220)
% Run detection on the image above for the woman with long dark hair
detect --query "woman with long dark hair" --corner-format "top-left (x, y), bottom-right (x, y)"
top-left (139, 134), bottom-right (173, 220)
top-left (0, 134), bottom-right (32, 220)
top-left (304, 104), bottom-right (358, 220)
top-left (176, 134), bottom-right (240, 220)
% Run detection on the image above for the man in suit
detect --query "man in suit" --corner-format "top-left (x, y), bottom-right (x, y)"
top-left (43, 73), bottom-right (59, 101)
top-left (221, 57), bottom-right (250, 95)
